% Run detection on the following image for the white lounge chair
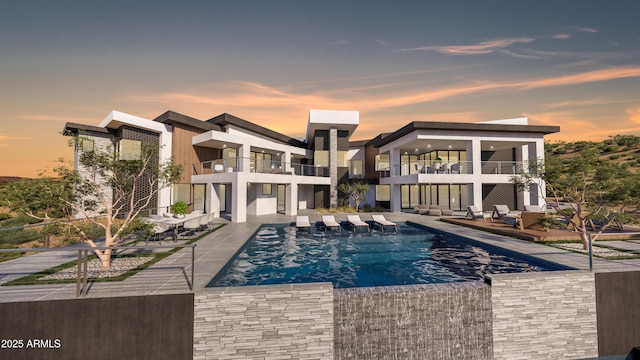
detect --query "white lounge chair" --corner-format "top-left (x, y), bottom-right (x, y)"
top-left (295, 216), bottom-right (311, 231)
top-left (492, 205), bottom-right (511, 219)
top-left (322, 215), bottom-right (341, 233)
top-left (466, 205), bottom-right (490, 222)
top-left (524, 205), bottom-right (542, 212)
top-left (371, 215), bottom-right (397, 232)
top-left (347, 215), bottom-right (369, 232)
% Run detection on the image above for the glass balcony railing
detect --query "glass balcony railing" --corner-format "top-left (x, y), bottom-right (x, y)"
top-left (379, 160), bottom-right (527, 178)
top-left (193, 157), bottom-right (329, 177)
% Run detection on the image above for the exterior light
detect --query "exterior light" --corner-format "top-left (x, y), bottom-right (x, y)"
top-left (448, 145), bottom-right (452, 149)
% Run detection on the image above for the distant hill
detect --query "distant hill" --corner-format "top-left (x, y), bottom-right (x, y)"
top-left (0, 177), bottom-right (28, 186)
top-left (546, 134), bottom-right (640, 171)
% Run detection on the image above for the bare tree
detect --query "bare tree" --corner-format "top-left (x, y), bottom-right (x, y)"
top-left (2, 139), bottom-right (182, 267)
top-left (511, 146), bottom-right (638, 249)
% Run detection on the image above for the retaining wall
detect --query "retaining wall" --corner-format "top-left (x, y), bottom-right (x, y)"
top-left (489, 271), bottom-right (598, 360)
top-left (193, 283), bottom-right (334, 360)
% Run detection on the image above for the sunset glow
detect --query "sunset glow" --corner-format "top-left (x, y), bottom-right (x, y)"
top-left (1, 1), bottom-right (639, 177)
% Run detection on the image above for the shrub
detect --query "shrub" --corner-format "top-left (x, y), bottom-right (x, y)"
top-left (0, 213), bottom-right (11, 221)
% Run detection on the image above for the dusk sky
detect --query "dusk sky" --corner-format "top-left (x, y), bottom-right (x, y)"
top-left (2, 1), bottom-right (639, 177)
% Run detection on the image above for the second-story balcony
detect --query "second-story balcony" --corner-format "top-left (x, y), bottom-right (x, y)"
top-left (380, 160), bottom-right (527, 178)
top-left (193, 157), bottom-right (330, 177)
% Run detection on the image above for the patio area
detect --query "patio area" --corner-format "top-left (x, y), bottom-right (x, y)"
top-left (442, 216), bottom-right (640, 242)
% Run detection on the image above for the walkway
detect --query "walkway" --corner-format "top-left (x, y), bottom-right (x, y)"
top-left (2, 211), bottom-right (640, 303)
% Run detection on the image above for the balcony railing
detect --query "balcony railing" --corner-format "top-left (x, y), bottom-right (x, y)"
top-left (379, 160), bottom-right (527, 178)
top-left (193, 157), bottom-right (329, 177)
top-left (480, 161), bottom-right (524, 175)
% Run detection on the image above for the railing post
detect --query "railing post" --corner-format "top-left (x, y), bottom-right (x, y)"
top-left (588, 234), bottom-right (593, 271)
top-left (76, 250), bottom-right (82, 297)
top-left (191, 245), bottom-right (195, 291)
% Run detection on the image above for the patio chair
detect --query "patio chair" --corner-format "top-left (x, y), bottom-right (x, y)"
top-left (322, 215), bottom-right (341, 233)
top-left (295, 216), bottom-right (311, 231)
top-left (371, 215), bottom-right (397, 232)
top-left (492, 205), bottom-right (511, 219)
top-left (347, 215), bottom-right (370, 232)
top-left (466, 205), bottom-right (490, 222)
top-left (524, 205), bottom-right (542, 212)
top-left (182, 217), bottom-right (202, 237)
top-left (198, 214), bottom-right (210, 231)
top-left (144, 219), bottom-right (171, 245)
top-left (450, 163), bottom-right (461, 174)
top-left (518, 211), bottom-right (547, 231)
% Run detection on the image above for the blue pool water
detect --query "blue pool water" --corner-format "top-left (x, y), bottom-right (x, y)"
top-left (207, 222), bottom-right (568, 288)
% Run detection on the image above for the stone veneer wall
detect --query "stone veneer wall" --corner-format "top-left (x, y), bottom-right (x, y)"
top-left (334, 282), bottom-right (493, 359)
top-left (489, 271), bottom-right (597, 359)
top-left (193, 283), bottom-right (334, 360)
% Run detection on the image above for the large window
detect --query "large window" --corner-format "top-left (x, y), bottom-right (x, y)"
top-left (251, 152), bottom-right (272, 172)
top-left (222, 148), bottom-right (237, 169)
top-left (400, 154), bottom-right (419, 176)
top-left (171, 184), bottom-right (191, 206)
top-left (375, 154), bottom-right (390, 171)
top-left (399, 184), bottom-right (469, 211)
top-left (350, 160), bottom-right (363, 177)
top-left (376, 185), bottom-right (390, 201)
top-left (314, 151), bottom-right (329, 167)
top-left (337, 151), bottom-right (348, 167)
top-left (118, 139), bottom-right (141, 160)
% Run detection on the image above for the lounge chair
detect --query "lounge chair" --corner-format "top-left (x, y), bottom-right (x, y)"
top-left (322, 215), bottom-right (341, 233)
top-left (518, 211), bottom-right (547, 231)
top-left (371, 215), bottom-right (397, 232)
top-left (295, 216), bottom-right (311, 231)
top-left (492, 205), bottom-right (510, 219)
top-left (347, 215), bottom-right (370, 232)
top-left (524, 205), bottom-right (542, 212)
top-left (466, 205), bottom-right (490, 222)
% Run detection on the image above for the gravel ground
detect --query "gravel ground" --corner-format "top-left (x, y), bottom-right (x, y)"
top-left (552, 243), bottom-right (635, 258)
top-left (39, 256), bottom-right (155, 281)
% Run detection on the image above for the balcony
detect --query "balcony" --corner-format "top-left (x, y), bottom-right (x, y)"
top-left (379, 160), bottom-right (527, 178)
top-left (193, 157), bottom-right (329, 177)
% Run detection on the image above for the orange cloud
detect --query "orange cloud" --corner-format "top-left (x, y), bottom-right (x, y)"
top-left (627, 106), bottom-right (640, 124)
top-left (397, 37), bottom-right (536, 55)
top-left (526, 110), bottom-right (640, 142)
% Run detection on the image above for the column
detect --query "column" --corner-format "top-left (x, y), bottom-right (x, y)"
top-left (329, 126), bottom-right (338, 208)
top-left (285, 183), bottom-right (298, 216)
top-left (231, 179), bottom-right (247, 223)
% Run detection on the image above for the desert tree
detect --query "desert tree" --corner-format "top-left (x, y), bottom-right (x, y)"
top-left (338, 179), bottom-right (369, 211)
top-left (1, 137), bottom-right (182, 267)
top-left (511, 145), bottom-right (637, 249)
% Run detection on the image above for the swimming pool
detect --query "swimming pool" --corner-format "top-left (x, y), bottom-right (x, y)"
top-left (207, 222), bottom-right (569, 288)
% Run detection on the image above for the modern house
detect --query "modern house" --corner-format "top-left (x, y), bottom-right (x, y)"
top-left (63, 110), bottom-right (559, 222)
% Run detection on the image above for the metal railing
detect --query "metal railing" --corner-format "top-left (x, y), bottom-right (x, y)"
top-left (0, 244), bottom-right (196, 297)
top-left (587, 231), bottom-right (640, 271)
top-left (194, 157), bottom-right (330, 177)
top-left (481, 161), bottom-right (525, 175)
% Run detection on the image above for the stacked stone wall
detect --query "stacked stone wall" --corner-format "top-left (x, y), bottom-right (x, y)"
top-left (193, 283), bottom-right (334, 360)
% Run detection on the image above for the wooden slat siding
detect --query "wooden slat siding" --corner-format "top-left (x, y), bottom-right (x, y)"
top-left (171, 125), bottom-right (218, 183)
top-left (0, 293), bottom-right (194, 360)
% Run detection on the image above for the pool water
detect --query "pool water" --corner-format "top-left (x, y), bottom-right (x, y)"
top-left (207, 222), bottom-right (567, 288)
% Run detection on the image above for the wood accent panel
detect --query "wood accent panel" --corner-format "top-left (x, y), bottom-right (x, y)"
top-left (0, 293), bottom-right (194, 360)
top-left (172, 125), bottom-right (218, 183)
top-left (595, 271), bottom-right (640, 356)
top-left (364, 143), bottom-right (379, 180)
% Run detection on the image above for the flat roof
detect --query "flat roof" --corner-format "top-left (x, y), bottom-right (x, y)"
top-left (372, 121), bottom-right (560, 147)
top-left (206, 113), bottom-right (307, 148)
top-left (153, 111), bottom-right (222, 132)
top-left (62, 122), bottom-right (112, 136)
